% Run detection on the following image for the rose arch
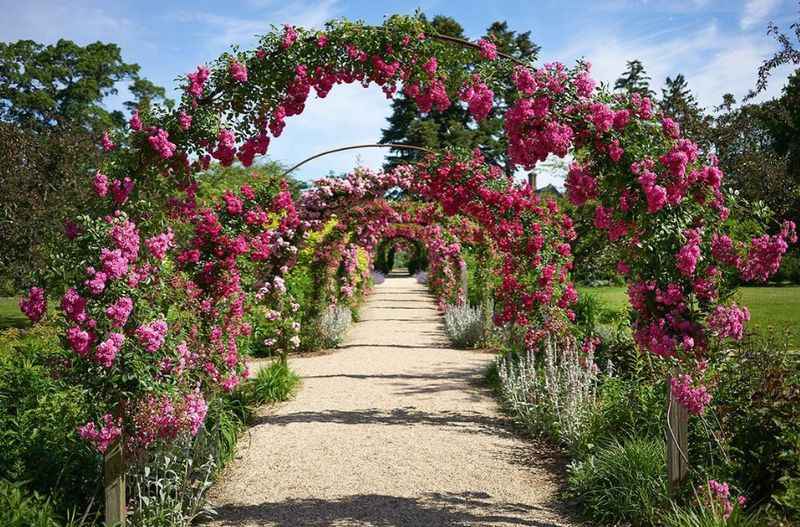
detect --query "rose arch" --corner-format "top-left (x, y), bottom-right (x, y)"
top-left (16, 13), bottom-right (797, 522)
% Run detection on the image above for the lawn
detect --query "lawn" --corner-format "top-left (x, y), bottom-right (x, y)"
top-left (578, 285), bottom-right (800, 346)
top-left (0, 297), bottom-right (27, 329)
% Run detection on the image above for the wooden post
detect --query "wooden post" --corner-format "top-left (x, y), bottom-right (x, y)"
top-left (666, 377), bottom-right (689, 493)
top-left (459, 262), bottom-right (468, 302)
top-left (104, 440), bottom-right (125, 526)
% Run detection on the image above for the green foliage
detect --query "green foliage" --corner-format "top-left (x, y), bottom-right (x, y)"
top-left (0, 480), bottom-right (63, 527)
top-left (568, 437), bottom-right (668, 526)
top-left (0, 325), bottom-right (101, 514)
top-left (713, 71), bottom-right (800, 232)
top-left (775, 252), bottom-right (800, 284)
top-left (0, 39), bottom-right (153, 131)
top-left (587, 376), bottom-right (665, 448)
top-left (246, 361), bottom-right (300, 406)
top-left (0, 122), bottom-right (98, 291)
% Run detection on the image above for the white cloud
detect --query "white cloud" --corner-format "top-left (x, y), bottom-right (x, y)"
top-left (174, 0), bottom-right (340, 51)
top-left (0, 0), bottom-right (135, 44)
top-left (741, 0), bottom-right (782, 29)
top-left (556, 19), bottom-right (791, 110)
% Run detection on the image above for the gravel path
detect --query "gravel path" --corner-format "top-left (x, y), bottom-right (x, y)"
top-left (206, 274), bottom-right (575, 526)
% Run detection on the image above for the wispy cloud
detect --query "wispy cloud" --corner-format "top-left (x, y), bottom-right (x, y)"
top-left (173, 0), bottom-right (340, 51)
top-left (556, 18), bottom-right (790, 109)
top-left (0, 0), bottom-right (135, 44)
top-left (741, 0), bottom-right (782, 29)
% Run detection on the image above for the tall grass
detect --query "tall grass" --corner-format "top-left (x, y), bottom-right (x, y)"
top-left (567, 437), bottom-right (668, 525)
top-left (248, 361), bottom-right (300, 405)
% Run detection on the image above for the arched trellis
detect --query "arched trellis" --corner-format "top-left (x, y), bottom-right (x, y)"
top-left (374, 234), bottom-right (427, 275)
top-left (15, 14), bottom-right (797, 524)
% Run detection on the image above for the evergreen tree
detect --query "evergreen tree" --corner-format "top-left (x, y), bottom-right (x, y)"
top-left (614, 59), bottom-right (654, 97)
top-left (123, 78), bottom-right (174, 116)
top-left (659, 74), bottom-right (710, 145)
top-left (380, 15), bottom-right (473, 169)
top-left (380, 16), bottom-right (540, 174)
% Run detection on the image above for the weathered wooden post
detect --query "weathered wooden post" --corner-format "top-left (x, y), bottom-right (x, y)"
top-left (459, 260), bottom-right (468, 302)
top-left (104, 439), bottom-right (125, 526)
top-left (666, 376), bottom-right (689, 493)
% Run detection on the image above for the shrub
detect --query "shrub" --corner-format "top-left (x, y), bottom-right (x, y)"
top-left (567, 437), bottom-right (668, 525)
top-left (0, 326), bottom-right (101, 513)
top-left (0, 480), bottom-right (62, 527)
top-left (371, 271), bottom-right (385, 285)
top-left (315, 304), bottom-right (352, 348)
top-left (497, 337), bottom-right (601, 451)
top-left (443, 303), bottom-right (483, 348)
top-left (415, 271), bottom-right (428, 285)
top-left (705, 334), bottom-right (800, 522)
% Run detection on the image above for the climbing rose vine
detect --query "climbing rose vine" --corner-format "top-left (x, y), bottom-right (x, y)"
top-left (18, 13), bottom-right (796, 456)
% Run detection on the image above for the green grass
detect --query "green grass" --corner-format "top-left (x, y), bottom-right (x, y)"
top-left (0, 297), bottom-right (27, 330)
top-left (578, 285), bottom-right (800, 346)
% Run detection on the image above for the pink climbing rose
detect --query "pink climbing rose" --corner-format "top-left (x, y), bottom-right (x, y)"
top-left (148, 128), bottom-right (176, 159)
top-left (477, 38), bottom-right (497, 60)
top-left (229, 60), bottom-right (248, 83)
top-left (178, 111), bottom-right (192, 131)
top-left (135, 319), bottom-right (168, 353)
top-left (19, 287), bottom-right (46, 323)
top-left (105, 296), bottom-right (134, 328)
top-left (78, 414), bottom-right (121, 453)
top-left (708, 304), bottom-right (750, 341)
top-left (95, 332), bottom-right (124, 368)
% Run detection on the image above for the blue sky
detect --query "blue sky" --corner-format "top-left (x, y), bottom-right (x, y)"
top-left (2, 0), bottom-right (796, 186)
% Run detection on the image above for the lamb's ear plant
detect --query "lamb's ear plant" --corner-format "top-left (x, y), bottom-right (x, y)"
top-left (443, 303), bottom-right (484, 348)
top-left (496, 336), bottom-right (602, 452)
top-left (316, 304), bottom-right (352, 348)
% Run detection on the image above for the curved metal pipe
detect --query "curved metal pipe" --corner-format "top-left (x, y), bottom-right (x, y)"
top-left (281, 143), bottom-right (434, 177)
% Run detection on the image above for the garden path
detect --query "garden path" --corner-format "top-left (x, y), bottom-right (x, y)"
top-left (207, 273), bottom-right (575, 526)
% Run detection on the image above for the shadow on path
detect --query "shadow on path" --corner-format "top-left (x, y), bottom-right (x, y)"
top-left (252, 406), bottom-right (515, 438)
top-left (205, 491), bottom-right (565, 527)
